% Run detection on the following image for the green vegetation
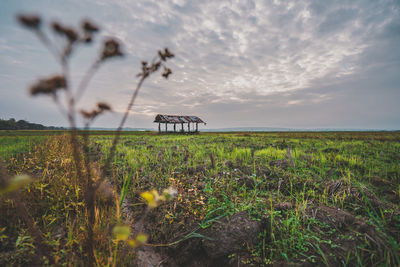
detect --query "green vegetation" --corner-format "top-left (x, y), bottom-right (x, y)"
top-left (1, 131), bottom-right (399, 266)
top-left (0, 118), bottom-right (64, 130)
top-left (0, 136), bottom-right (46, 159)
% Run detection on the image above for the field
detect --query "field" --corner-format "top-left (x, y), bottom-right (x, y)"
top-left (1, 130), bottom-right (399, 266)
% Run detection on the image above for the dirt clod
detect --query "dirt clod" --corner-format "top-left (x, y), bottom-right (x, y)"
top-left (164, 212), bottom-right (262, 266)
top-left (137, 247), bottom-right (165, 267)
top-left (307, 205), bottom-right (356, 229)
top-left (201, 211), bottom-right (261, 260)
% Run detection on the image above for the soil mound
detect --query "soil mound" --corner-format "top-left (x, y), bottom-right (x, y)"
top-left (165, 211), bottom-right (262, 266)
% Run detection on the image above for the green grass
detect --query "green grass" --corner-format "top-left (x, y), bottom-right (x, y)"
top-left (97, 131), bottom-right (399, 265)
top-left (1, 131), bottom-right (399, 265)
top-left (0, 136), bottom-right (46, 159)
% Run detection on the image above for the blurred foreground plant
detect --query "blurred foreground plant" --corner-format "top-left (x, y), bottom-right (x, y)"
top-left (3, 13), bottom-right (176, 265)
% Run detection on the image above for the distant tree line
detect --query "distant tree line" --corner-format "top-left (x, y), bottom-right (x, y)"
top-left (0, 118), bottom-right (64, 130)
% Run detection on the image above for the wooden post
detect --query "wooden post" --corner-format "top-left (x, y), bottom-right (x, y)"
top-left (188, 122), bottom-right (190, 132)
top-left (165, 123), bottom-right (167, 132)
top-left (158, 123), bottom-right (160, 133)
top-left (181, 123), bottom-right (184, 132)
top-left (196, 122), bottom-right (198, 132)
top-left (174, 123), bottom-right (176, 133)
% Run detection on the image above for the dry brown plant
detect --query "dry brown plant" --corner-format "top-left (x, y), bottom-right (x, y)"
top-left (15, 13), bottom-right (174, 265)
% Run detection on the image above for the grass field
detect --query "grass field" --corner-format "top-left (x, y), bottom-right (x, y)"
top-left (0, 136), bottom-right (47, 159)
top-left (1, 131), bottom-right (399, 266)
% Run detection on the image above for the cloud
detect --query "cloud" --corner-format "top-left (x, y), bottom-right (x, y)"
top-left (0, 0), bottom-right (399, 129)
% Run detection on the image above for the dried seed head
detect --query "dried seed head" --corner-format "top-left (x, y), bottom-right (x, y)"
top-left (64, 28), bottom-right (78, 42)
top-left (52, 22), bottom-right (78, 42)
top-left (101, 39), bottom-right (123, 60)
top-left (97, 102), bottom-right (111, 111)
top-left (52, 22), bottom-right (63, 34)
top-left (82, 20), bottom-right (99, 33)
top-left (81, 103), bottom-right (111, 120)
top-left (80, 110), bottom-right (94, 119)
top-left (50, 76), bottom-right (67, 88)
top-left (138, 49), bottom-right (173, 78)
top-left (80, 109), bottom-right (100, 120)
top-left (164, 48), bottom-right (174, 58)
top-left (158, 50), bottom-right (166, 61)
top-left (158, 48), bottom-right (174, 61)
top-left (150, 61), bottom-right (161, 72)
top-left (141, 62), bottom-right (149, 75)
top-left (83, 35), bottom-right (92, 43)
top-left (30, 75), bottom-right (66, 96)
top-left (17, 14), bottom-right (41, 30)
top-left (162, 67), bottom-right (172, 79)
top-left (81, 20), bottom-right (99, 43)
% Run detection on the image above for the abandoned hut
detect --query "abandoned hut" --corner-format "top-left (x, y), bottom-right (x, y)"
top-left (154, 114), bottom-right (206, 133)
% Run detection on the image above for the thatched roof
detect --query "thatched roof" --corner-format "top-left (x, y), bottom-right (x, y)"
top-left (154, 114), bottom-right (205, 124)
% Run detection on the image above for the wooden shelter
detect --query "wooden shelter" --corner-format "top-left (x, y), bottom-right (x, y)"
top-left (154, 114), bottom-right (206, 133)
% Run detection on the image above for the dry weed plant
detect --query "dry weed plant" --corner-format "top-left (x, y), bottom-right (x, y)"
top-left (0, 13), bottom-right (174, 265)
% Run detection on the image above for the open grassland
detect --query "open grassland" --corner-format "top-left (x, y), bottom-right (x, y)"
top-left (0, 136), bottom-right (47, 159)
top-left (0, 130), bottom-right (154, 137)
top-left (1, 131), bottom-right (399, 266)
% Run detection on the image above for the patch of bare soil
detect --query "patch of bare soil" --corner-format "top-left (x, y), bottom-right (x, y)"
top-left (307, 205), bottom-right (369, 231)
top-left (136, 246), bottom-right (165, 267)
top-left (117, 177), bottom-right (398, 266)
top-left (305, 204), bottom-right (396, 266)
top-left (370, 176), bottom-right (399, 203)
top-left (324, 179), bottom-right (399, 212)
top-left (160, 211), bottom-right (262, 266)
top-left (120, 194), bottom-right (167, 267)
top-left (202, 211), bottom-right (261, 259)
top-left (118, 206), bottom-right (263, 266)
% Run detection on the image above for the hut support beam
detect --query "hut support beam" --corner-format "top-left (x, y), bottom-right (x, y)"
top-left (154, 115), bottom-right (205, 134)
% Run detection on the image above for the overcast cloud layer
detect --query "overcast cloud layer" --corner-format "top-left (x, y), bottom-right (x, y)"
top-left (1, 0), bottom-right (399, 129)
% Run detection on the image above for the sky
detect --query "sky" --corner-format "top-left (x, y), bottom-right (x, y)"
top-left (0, 0), bottom-right (399, 130)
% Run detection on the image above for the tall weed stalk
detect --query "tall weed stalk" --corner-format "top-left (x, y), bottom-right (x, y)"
top-left (6, 13), bottom-right (175, 265)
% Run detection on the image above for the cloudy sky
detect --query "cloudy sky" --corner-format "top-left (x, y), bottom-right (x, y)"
top-left (1, 0), bottom-right (399, 130)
